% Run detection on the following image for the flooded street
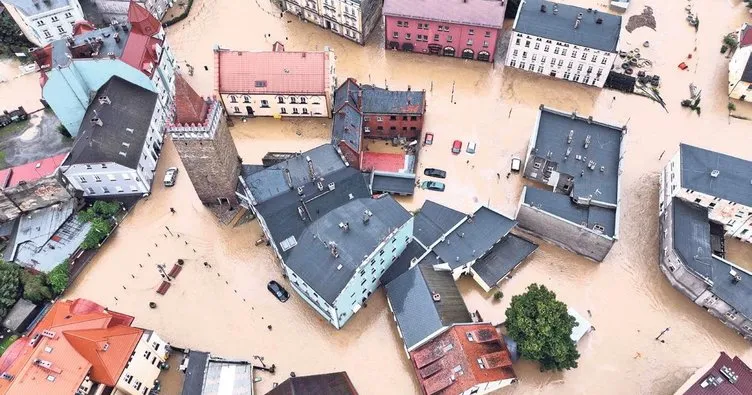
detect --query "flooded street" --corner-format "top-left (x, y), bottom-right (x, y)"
top-left (65, 0), bottom-right (752, 394)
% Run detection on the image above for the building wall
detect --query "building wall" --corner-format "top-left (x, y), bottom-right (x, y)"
top-left (504, 31), bottom-right (617, 88)
top-left (3, 0), bottom-right (84, 47)
top-left (384, 15), bottom-right (499, 62)
top-left (113, 331), bottom-right (169, 395)
top-left (283, 0), bottom-right (380, 44)
top-left (141, 0), bottom-right (173, 20)
top-left (170, 104), bottom-right (241, 205)
top-left (337, 141), bottom-right (361, 170)
top-left (363, 113), bottom-right (423, 139)
top-left (729, 46), bottom-right (752, 102)
top-left (221, 93), bottom-right (330, 118)
top-left (152, 41), bottom-right (177, 120)
top-left (463, 378), bottom-right (517, 395)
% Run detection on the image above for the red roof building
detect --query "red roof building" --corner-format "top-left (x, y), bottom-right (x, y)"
top-left (674, 352), bottom-right (752, 395)
top-left (127, 1), bottom-right (161, 37)
top-left (740, 23), bottom-right (752, 49)
top-left (0, 154), bottom-right (66, 189)
top-left (173, 74), bottom-right (208, 125)
top-left (409, 323), bottom-right (517, 395)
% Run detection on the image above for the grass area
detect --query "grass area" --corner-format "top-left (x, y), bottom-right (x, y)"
top-left (0, 119), bottom-right (31, 140)
top-left (0, 334), bottom-right (19, 355)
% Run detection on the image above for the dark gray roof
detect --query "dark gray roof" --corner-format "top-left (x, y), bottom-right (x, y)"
top-left (472, 234), bottom-right (537, 289)
top-left (3, 0), bottom-right (73, 15)
top-left (266, 372), bottom-right (357, 395)
top-left (413, 200), bottom-right (466, 247)
top-left (63, 76), bottom-right (157, 169)
top-left (286, 196), bottom-right (411, 304)
top-left (331, 103), bottom-right (362, 152)
top-left (333, 78), bottom-right (360, 113)
top-left (671, 198), bottom-right (752, 320)
top-left (244, 144), bottom-right (348, 204)
top-left (2, 298), bottom-right (38, 333)
top-left (360, 86), bottom-right (425, 115)
top-left (743, 55), bottom-right (752, 83)
top-left (679, 144), bottom-right (752, 207)
top-left (431, 206), bottom-right (517, 269)
top-left (255, 167), bottom-right (371, 262)
top-left (514, 0), bottom-right (622, 52)
top-left (47, 24), bottom-right (131, 69)
top-left (181, 350), bottom-right (210, 395)
top-left (240, 164), bottom-right (265, 177)
top-left (381, 241), bottom-right (426, 285)
top-left (523, 187), bottom-right (616, 236)
top-left (386, 264), bottom-right (472, 350)
top-left (371, 172), bottom-right (415, 195)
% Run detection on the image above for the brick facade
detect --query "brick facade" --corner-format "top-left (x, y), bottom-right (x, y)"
top-left (363, 114), bottom-right (424, 140)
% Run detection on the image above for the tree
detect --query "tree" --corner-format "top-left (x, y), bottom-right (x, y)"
top-left (20, 272), bottom-right (52, 304)
top-left (0, 12), bottom-right (33, 56)
top-left (80, 217), bottom-right (113, 250)
top-left (0, 262), bottom-right (21, 319)
top-left (505, 284), bottom-right (580, 371)
top-left (48, 260), bottom-right (70, 296)
top-left (78, 201), bottom-right (120, 222)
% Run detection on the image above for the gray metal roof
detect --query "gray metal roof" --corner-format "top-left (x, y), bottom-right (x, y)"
top-left (431, 206), bottom-right (517, 270)
top-left (333, 78), bottom-right (360, 113)
top-left (514, 0), bottom-right (622, 52)
top-left (413, 200), bottom-right (466, 246)
top-left (472, 234), bottom-right (537, 288)
top-left (2, 0), bottom-right (73, 15)
top-left (244, 144), bottom-right (348, 204)
top-left (371, 172), bottom-right (415, 195)
top-left (679, 144), bottom-right (752, 207)
top-left (671, 198), bottom-right (752, 320)
top-left (63, 76), bottom-right (157, 169)
top-left (360, 86), bottom-right (425, 115)
top-left (180, 350), bottom-right (209, 395)
top-left (743, 55), bottom-right (752, 83)
top-left (331, 103), bottom-right (362, 152)
top-left (47, 24), bottom-right (131, 69)
top-left (385, 264), bottom-right (472, 350)
top-left (2, 298), bottom-right (38, 333)
top-left (523, 187), bottom-right (616, 236)
top-left (286, 196), bottom-right (411, 304)
top-left (381, 241), bottom-right (426, 285)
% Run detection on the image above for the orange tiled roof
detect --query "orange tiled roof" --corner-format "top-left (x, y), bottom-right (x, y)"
top-left (0, 299), bottom-right (140, 395)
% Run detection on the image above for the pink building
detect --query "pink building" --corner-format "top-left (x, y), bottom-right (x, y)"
top-left (383, 0), bottom-right (506, 62)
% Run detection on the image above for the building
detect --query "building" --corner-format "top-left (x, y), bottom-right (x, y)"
top-left (516, 105), bottom-right (626, 262)
top-left (60, 76), bottom-right (165, 198)
top-left (658, 144), bottom-right (752, 340)
top-left (81, 0), bottom-right (172, 25)
top-left (383, 0), bottom-right (505, 62)
top-left (410, 324), bottom-right (517, 395)
top-left (33, 1), bottom-right (176, 136)
top-left (168, 74), bottom-right (241, 207)
top-left (729, 23), bottom-right (752, 102)
top-left (282, 0), bottom-right (382, 44)
top-left (266, 372), bottom-right (358, 395)
top-left (179, 350), bottom-right (254, 395)
top-left (673, 352), bottom-right (752, 395)
top-left (214, 43), bottom-right (336, 118)
top-left (0, 298), bottom-right (170, 395)
top-left (0, 153), bottom-right (71, 223)
top-left (505, 0), bottom-right (622, 88)
top-left (1, 299), bottom-right (39, 334)
top-left (237, 144), bottom-right (414, 329)
top-left (1, 0), bottom-right (85, 46)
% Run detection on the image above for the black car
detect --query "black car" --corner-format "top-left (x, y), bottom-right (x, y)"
top-left (267, 280), bottom-right (290, 302)
top-left (423, 168), bottom-right (447, 178)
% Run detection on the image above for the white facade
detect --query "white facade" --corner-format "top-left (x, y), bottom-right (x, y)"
top-left (61, 99), bottom-right (165, 197)
top-left (151, 35), bottom-right (177, 122)
top-left (504, 31), bottom-right (617, 88)
top-left (222, 93), bottom-right (330, 118)
top-left (2, 0), bottom-right (84, 47)
top-left (284, 0), bottom-right (367, 43)
top-left (141, 0), bottom-right (172, 20)
top-left (729, 44), bottom-right (752, 102)
top-left (113, 331), bottom-right (170, 395)
top-left (463, 378), bottom-right (518, 395)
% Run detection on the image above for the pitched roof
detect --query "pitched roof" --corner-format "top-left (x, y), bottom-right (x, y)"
top-left (410, 324), bottom-right (516, 395)
top-left (413, 200), bottom-right (466, 247)
top-left (265, 372), bottom-right (358, 395)
top-left (514, 0), bottom-right (622, 52)
top-left (386, 264), bottom-right (472, 351)
top-left (0, 153), bottom-right (66, 189)
top-left (1, 299), bottom-right (38, 333)
top-left (680, 352), bottom-right (752, 395)
top-left (742, 54), bottom-right (752, 84)
top-left (380, 241), bottom-right (427, 285)
top-left (2, 0), bottom-right (73, 16)
top-left (63, 76), bottom-right (157, 169)
top-left (214, 49), bottom-right (330, 94)
top-left (173, 74), bottom-right (209, 125)
top-left (64, 326), bottom-right (143, 386)
top-left (471, 234), bottom-right (537, 289)
top-left (120, 32), bottom-right (162, 78)
top-left (180, 350), bottom-right (209, 395)
top-left (740, 23), bottom-right (752, 48)
top-left (361, 86), bottom-right (425, 115)
top-left (127, 1), bottom-right (161, 36)
top-left (383, 0), bottom-right (505, 29)
top-left (679, 144), bottom-right (752, 207)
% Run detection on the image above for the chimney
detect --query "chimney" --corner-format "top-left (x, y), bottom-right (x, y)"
top-left (553, 4), bottom-right (558, 14)
top-left (575, 13), bottom-right (583, 29)
top-left (432, 293), bottom-right (441, 302)
top-left (98, 96), bottom-right (111, 105)
top-left (596, 17), bottom-right (603, 24)
top-left (306, 156), bottom-right (316, 181)
top-left (283, 168), bottom-right (293, 189)
top-left (90, 118), bottom-right (103, 127)
top-left (339, 222), bottom-right (350, 232)
top-left (329, 241), bottom-right (339, 258)
top-left (540, 4), bottom-right (546, 12)
top-left (114, 32), bottom-right (120, 43)
top-left (730, 269), bottom-right (742, 283)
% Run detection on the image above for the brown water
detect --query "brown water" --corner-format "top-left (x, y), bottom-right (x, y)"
top-left (63, 0), bottom-right (752, 394)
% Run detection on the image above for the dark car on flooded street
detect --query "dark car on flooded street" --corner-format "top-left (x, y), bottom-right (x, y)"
top-left (421, 181), bottom-right (446, 192)
top-left (267, 280), bottom-right (290, 302)
top-left (424, 168), bottom-right (447, 178)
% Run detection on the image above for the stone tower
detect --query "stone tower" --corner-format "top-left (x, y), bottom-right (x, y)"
top-left (168, 74), bottom-right (241, 206)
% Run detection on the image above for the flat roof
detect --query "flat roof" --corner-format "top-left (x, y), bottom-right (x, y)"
top-left (679, 144), bottom-right (752, 207)
top-left (523, 187), bottom-right (616, 236)
top-left (181, 351), bottom-right (209, 395)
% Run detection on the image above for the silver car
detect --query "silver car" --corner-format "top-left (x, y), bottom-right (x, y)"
top-left (163, 167), bottom-right (179, 187)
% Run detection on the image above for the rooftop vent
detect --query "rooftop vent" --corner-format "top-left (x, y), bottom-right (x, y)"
top-left (329, 241), bottom-right (339, 258)
top-left (98, 96), bottom-right (111, 105)
top-left (584, 135), bottom-right (591, 149)
top-left (316, 181), bottom-right (324, 191)
top-left (40, 330), bottom-right (56, 339)
top-left (297, 186), bottom-right (304, 196)
top-left (0, 373), bottom-right (13, 381)
top-left (596, 17), bottom-right (603, 24)
top-left (567, 130), bottom-right (574, 144)
top-left (710, 169), bottom-right (720, 178)
top-left (552, 3), bottom-right (558, 14)
top-left (730, 269), bottom-right (741, 283)
top-left (720, 366), bottom-right (739, 384)
top-left (118, 152), bottom-right (127, 157)
top-left (328, 182), bottom-right (335, 191)
top-left (575, 13), bottom-right (583, 29)
top-left (587, 7), bottom-right (593, 13)
top-left (283, 168), bottom-right (293, 189)
top-left (338, 222), bottom-right (350, 232)
top-left (101, 343), bottom-right (109, 351)
top-left (432, 293), bottom-right (441, 302)
top-left (540, 4), bottom-right (546, 12)
top-left (701, 375), bottom-right (723, 388)
top-left (362, 212), bottom-right (370, 224)
top-left (90, 118), bottom-right (103, 127)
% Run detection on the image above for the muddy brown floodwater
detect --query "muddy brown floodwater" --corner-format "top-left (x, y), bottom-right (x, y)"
top-left (65, 0), bottom-right (752, 394)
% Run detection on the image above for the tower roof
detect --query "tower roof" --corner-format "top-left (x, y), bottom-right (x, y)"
top-left (174, 74), bottom-right (209, 125)
top-left (128, 1), bottom-right (161, 36)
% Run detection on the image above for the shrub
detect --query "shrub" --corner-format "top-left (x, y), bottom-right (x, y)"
top-left (0, 262), bottom-right (20, 319)
top-left (493, 291), bottom-right (504, 301)
top-left (80, 217), bottom-right (113, 250)
top-left (20, 272), bottom-right (52, 304)
top-left (48, 260), bottom-right (70, 296)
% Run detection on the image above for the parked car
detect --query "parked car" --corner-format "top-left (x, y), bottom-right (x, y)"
top-left (424, 133), bottom-right (434, 145)
top-left (163, 167), bottom-right (179, 187)
top-left (424, 168), bottom-right (447, 178)
top-left (451, 140), bottom-right (462, 154)
top-left (267, 280), bottom-right (290, 302)
top-left (466, 141), bottom-right (477, 154)
top-left (421, 181), bottom-right (446, 192)
top-left (511, 157), bottom-right (522, 173)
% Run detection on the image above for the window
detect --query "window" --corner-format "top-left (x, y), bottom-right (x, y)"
top-left (515, 38), bottom-right (520, 45)
top-left (562, 49), bottom-right (567, 56)
top-left (519, 62), bottom-right (525, 69)
top-left (43, 30), bottom-right (51, 38)
top-left (233, 106), bottom-right (240, 113)
top-left (467, 39), bottom-right (473, 46)
top-left (302, 108), bottom-right (308, 114)
top-left (563, 71), bottom-right (571, 79)
top-left (483, 41), bottom-right (488, 48)
top-left (403, 21), bottom-right (408, 27)
top-left (434, 34), bottom-right (439, 41)
top-left (290, 97), bottom-right (297, 104)
top-left (423, 23), bottom-right (429, 29)
top-left (468, 29), bottom-right (474, 35)
top-left (292, 108), bottom-right (299, 114)
top-left (87, 187), bottom-right (95, 195)
top-left (577, 64), bottom-right (583, 71)
top-left (260, 99), bottom-right (269, 108)
top-left (512, 49), bottom-right (518, 57)
top-left (363, 116), bottom-right (370, 121)
top-left (484, 31), bottom-right (491, 37)
top-left (65, 12), bottom-right (73, 18)
top-left (144, 350), bottom-right (151, 358)
top-left (392, 31), bottom-right (398, 39)
top-left (534, 42), bottom-right (539, 50)
top-left (243, 96), bottom-right (250, 103)
top-left (134, 381), bottom-right (142, 390)
top-left (397, 21), bottom-right (402, 27)
top-left (554, 48), bottom-right (559, 55)
top-left (550, 58), bottom-right (556, 66)
top-left (78, 176), bottom-right (87, 183)
top-left (583, 76), bottom-right (590, 84)
top-left (587, 66), bottom-right (593, 73)
top-left (102, 186), bottom-right (109, 194)
top-left (277, 97), bottom-right (284, 104)
top-left (544, 45), bottom-right (549, 52)
top-left (410, 116), bottom-right (417, 121)
top-left (567, 61), bottom-right (573, 68)
top-left (541, 56), bottom-right (546, 63)
top-left (376, 116), bottom-right (383, 122)
top-left (37, 20), bottom-right (45, 26)
top-left (601, 57), bottom-right (608, 64)
top-left (280, 107), bottom-right (287, 114)
top-left (229, 95), bottom-right (237, 103)
top-left (405, 33), bottom-right (411, 40)
top-left (531, 54), bottom-right (537, 62)
top-left (94, 175), bottom-right (102, 182)
top-left (522, 51), bottom-right (527, 59)
top-left (116, 186), bottom-right (123, 193)
top-left (510, 60), bottom-right (516, 67)
top-left (571, 50), bottom-right (577, 58)
top-left (592, 54), bottom-right (598, 62)
top-left (558, 59), bottom-right (563, 66)
top-left (537, 65), bottom-right (544, 73)
top-left (528, 63), bottom-right (535, 71)
top-left (51, 16), bottom-right (59, 22)
top-left (122, 173), bottom-right (131, 180)
top-left (524, 40), bottom-right (530, 48)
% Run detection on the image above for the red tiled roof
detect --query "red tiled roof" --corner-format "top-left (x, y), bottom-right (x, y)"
top-left (214, 49), bottom-right (329, 95)
top-left (121, 33), bottom-right (162, 78)
top-left (128, 1), bottom-right (161, 37)
top-left (72, 20), bottom-right (97, 36)
top-left (681, 352), bottom-right (752, 395)
top-left (0, 299), bottom-right (141, 395)
top-left (409, 323), bottom-right (516, 395)
top-left (173, 74), bottom-right (209, 125)
top-left (0, 153), bottom-right (67, 189)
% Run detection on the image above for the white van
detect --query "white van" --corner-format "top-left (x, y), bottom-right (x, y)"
top-left (163, 167), bottom-right (179, 187)
top-left (466, 141), bottom-right (477, 154)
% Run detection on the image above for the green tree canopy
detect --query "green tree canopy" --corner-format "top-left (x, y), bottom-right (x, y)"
top-left (80, 217), bottom-right (113, 250)
top-left (48, 260), bottom-right (70, 296)
top-left (78, 201), bottom-right (121, 222)
top-left (20, 272), bottom-right (52, 304)
top-left (0, 261), bottom-right (21, 319)
top-left (505, 284), bottom-right (580, 371)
